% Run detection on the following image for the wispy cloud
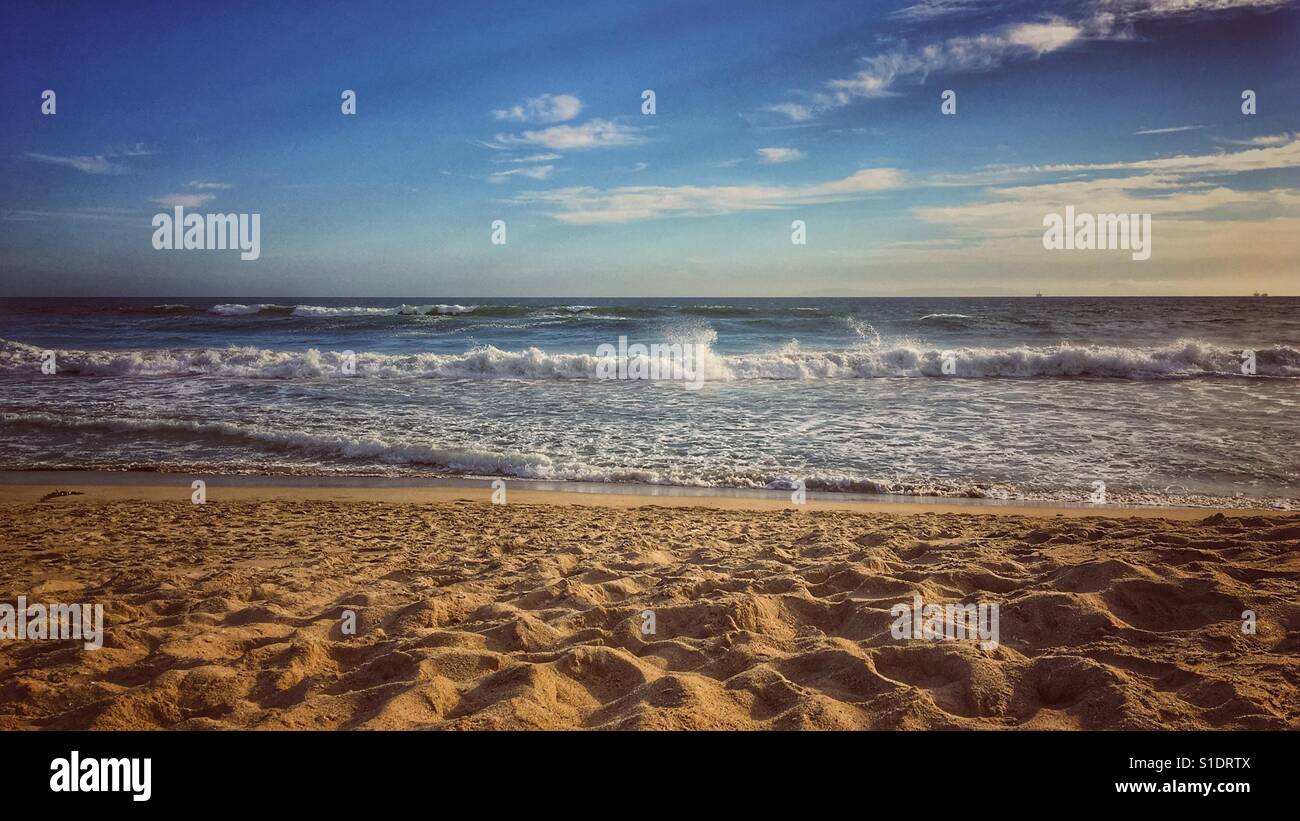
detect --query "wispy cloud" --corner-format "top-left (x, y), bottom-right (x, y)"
top-left (913, 175), bottom-right (1257, 239)
top-left (767, 17), bottom-right (1089, 121)
top-left (756, 147), bottom-right (806, 164)
top-left (152, 193), bottom-right (216, 209)
top-left (187, 180), bottom-right (232, 190)
top-left (22, 143), bottom-right (153, 175)
top-left (489, 164), bottom-right (556, 183)
top-left (1215, 132), bottom-right (1294, 147)
top-left (766, 0), bottom-right (1291, 122)
top-left (490, 118), bottom-right (642, 151)
top-left (0, 207), bottom-right (137, 223)
top-left (1021, 135), bottom-right (1300, 176)
top-left (499, 153), bottom-right (562, 163)
top-left (510, 167), bottom-right (902, 223)
top-left (890, 0), bottom-right (992, 21)
top-left (1128, 0), bottom-right (1291, 19)
top-left (493, 93), bottom-right (583, 124)
top-left (24, 152), bottom-right (125, 175)
top-left (1135, 124), bottom-right (1205, 135)
top-left (892, 135), bottom-right (1300, 279)
top-left (764, 103), bottom-right (815, 122)
top-left (929, 135), bottom-right (1300, 186)
top-left (831, 20), bottom-right (1082, 99)
top-left (110, 143), bottom-right (152, 157)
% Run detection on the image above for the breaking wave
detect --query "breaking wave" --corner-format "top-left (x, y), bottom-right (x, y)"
top-left (0, 411), bottom-right (1084, 499)
top-left (3, 338), bottom-right (1297, 380)
top-left (209, 303), bottom-right (476, 317)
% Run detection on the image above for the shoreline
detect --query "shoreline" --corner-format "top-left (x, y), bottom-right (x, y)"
top-left (0, 470), bottom-right (1284, 519)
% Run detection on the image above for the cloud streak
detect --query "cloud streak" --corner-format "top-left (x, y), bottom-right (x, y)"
top-left (152, 193), bottom-right (216, 209)
top-left (22, 143), bottom-right (154, 175)
top-left (767, 0), bottom-right (1291, 122)
top-left (757, 147), bottom-right (806, 164)
top-left (766, 17), bottom-right (1088, 120)
top-left (490, 118), bottom-right (642, 151)
top-left (489, 164), bottom-right (556, 183)
top-left (24, 152), bottom-right (125, 175)
top-left (510, 167), bottom-right (902, 223)
top-left (1135, 125), bottom-right (1205, 135)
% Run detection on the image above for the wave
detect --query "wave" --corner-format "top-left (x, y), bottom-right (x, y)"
top-left (209, 303), bottom-right (475, 317)
top-left (3, 411), bottom-right (1289, 509)
top-left (119, 303), bottom-right (206, 316)
top-left (3, 338), bottom-right (1298, 380)
top-left (90, 302), bottom-right (853, 324)
top-left (202, 303), bottom-right (662, 320)
top-left (0, 411), bottom-right (570, 478)
top-left (679, 305), bottom-right (759, 317)
top-left (0, 412), bottom-right (1111, 497)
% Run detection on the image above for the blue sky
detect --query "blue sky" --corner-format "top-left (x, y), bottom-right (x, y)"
top-left (1, 0), bottom-right (1297, 296)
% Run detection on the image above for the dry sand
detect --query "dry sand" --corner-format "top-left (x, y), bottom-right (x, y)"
top-left (0, 482), bottom-right (1296, 730)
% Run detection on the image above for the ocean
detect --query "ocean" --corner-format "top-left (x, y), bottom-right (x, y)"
top-left (1, 296), bottom-right (1296, 508)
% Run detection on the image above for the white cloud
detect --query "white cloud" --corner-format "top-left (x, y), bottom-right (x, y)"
top-left (764, 103), bottom-right (815, 122)
top-left (187, 180), bottom-right (232, 189)
top-left (1026, 135), bottom-right (1300, 176)
top-left (825, 19), bottom-right (1082, 105)
top-left (765, 17), bottom-right (1091, 121)
top-left (110, 143), bottom-right (152, 157)
top-left (931, 135), bottom-right (1300, 186)
top-left (23, 143), bottom-right (153, 175)
top-left (491, 119), bottom-right (641, 151)
top-left (914, 176), bottom-right (1257, 239)
top-left (489, 165), bottom-right (556, 183)
top-left (1132, 0), bottom-right (1290, 17)
top-left (890, 0), bottom-right (988, 21)
top-left (1215, 133), bottom-right (1293, 147)
top-left (510, 167), bottom-right (902, 223)
top-left (152, 193), bottom-right (216, 209)
top-left (504, 153), bottom-right (562, 163)
top-left (493, 93), bottom-right (583, 124)
top-left (1135, 124), bottom-right (1205, 135)
top-left (756, 147), bottom-right (806, 164)
top-left (1004, 20), bottom-right (1083, 53)
top-left (888, 135), bottom-right (1300, 284)
top-left (24, 152), bottom-right (124, 175)
top-left (0, 207), bottom-right (136, 223)
top-left (768, 1), bottom-right (1290, 121)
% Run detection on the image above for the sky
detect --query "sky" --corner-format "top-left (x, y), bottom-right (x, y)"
top-left (1, 0), bottom-right (1297, 297)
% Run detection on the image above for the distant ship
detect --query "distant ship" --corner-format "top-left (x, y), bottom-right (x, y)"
top-left (1253, 291), bottom-right (1270, 297)
top-left (1035, 292), bottom-right (1043, 297)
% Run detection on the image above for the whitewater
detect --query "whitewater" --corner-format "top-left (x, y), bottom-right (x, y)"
top-left (1, 296), bottom-right (1296, 508)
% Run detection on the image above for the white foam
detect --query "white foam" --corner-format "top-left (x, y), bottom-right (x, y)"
top-left (208, 303), bottom-right (476, 317)
top-left (3, 338), bottom-right (1297, 380)
top-left (209, 303), bottom-right (282, 316)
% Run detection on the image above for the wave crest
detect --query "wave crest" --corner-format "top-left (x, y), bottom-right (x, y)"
top-left (2, 338), bottom-right (1296, 380)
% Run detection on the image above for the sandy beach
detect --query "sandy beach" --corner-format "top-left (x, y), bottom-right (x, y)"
top-left (1, 480), bottom-right (1296, 730)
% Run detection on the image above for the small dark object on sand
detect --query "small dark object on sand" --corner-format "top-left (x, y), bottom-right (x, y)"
top-left (38, 490), bottom-right (86, 503)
